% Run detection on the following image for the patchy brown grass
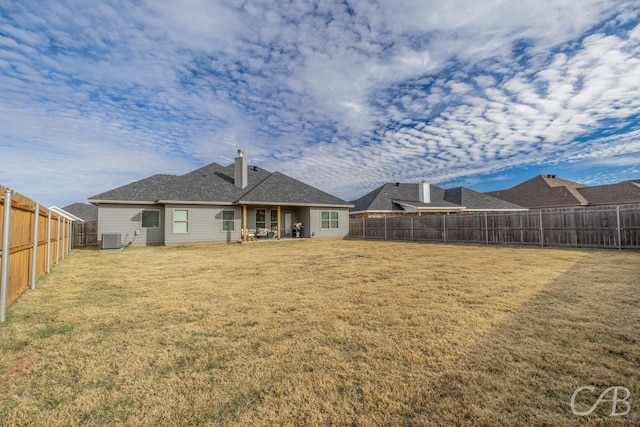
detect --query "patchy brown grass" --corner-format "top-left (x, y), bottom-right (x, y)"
top-left (0, 239), bottom-right (638, 426)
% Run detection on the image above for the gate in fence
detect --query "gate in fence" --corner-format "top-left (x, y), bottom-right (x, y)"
top-left (349, 206), bottom-right (640, 249)
top-left (73, 221), bottom-right (98, 247)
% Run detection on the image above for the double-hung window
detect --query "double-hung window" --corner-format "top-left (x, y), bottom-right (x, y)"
top-left (222, 210), bottom-right (235, 231)
top-left (173, 209), bottom-right (189, 233)
top-left (321, 211), bottom-right (339, 229)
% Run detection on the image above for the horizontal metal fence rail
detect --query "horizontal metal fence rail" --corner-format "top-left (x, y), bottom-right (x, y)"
top-left (349, 205), bottom-right (640, 250)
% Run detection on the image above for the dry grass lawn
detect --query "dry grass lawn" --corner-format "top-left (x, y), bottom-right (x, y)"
top-left (0, 238), bottom-right (638, 426)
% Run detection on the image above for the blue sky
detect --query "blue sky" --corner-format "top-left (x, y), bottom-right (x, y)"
top-left (1, 0), bottom-right (640, 207)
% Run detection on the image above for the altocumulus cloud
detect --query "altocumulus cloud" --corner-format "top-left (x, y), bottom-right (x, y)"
top-left (0, 0), bottom-right (639, 206)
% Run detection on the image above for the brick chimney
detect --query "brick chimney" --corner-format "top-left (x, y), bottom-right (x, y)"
top-left (234, 149), bottom-right (248, 189)
top-left (419, 180), bottom-right (430, 203)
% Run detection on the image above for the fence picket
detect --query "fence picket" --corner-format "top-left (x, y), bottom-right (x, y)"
top-left (349, 205), bottom-right (640, 249)
top-left (0, 185), bottom-right (74, 321)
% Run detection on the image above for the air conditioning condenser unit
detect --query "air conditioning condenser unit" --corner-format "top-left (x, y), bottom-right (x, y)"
top-left (101, 233), bottom-right (122, 250)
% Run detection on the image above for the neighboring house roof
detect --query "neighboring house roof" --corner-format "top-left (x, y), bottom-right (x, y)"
top-left (351, 182), bottom-right (525, 215)
top-left (487, 175), bottom-right (640, 208)
top-left (486, 175), bottom-right (588, 208)
top-left (443, 187), bottom-right (525, 210)
top-left (62, 203), bottom-right (98, 222)
top-left (576, 180), bottom-right (640, 206)
top-left (88, 159), bottom-right (352, 207)
top-left (49, 206), bottom-right (85, 222)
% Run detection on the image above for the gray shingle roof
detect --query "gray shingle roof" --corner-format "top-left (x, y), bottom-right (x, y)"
top-left (577, 180), bottom-right (640, 205)
top-left (88, 162), bottom-right (351, 207)
top-left (62, 203), bottom-right (98, 221)
top-left (486, 175), bottom-right (587, 208)
top-left (487, 175), bottom-right (640, 208)
top-left (89, 174), bottom-right (177, 202)
top-left (444, 187), bottom-right (524, 209)
top-left (351, 182), bottom-right (523, 213)
top-left (240, 172), bottom-right (350, 205)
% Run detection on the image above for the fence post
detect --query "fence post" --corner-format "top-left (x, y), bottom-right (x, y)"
top-left (443, 215), bottom-right (447, 243)
top-left (67, 219), bottom-right (72, 254)
top-left (363, 216), bottom-right (366, 239)
top-left (1, 188), bottom-right (12, 322)
top-left (46, 209), bottom-right (52, 274)
top-left (411, 216), bottom-right (414, 241)
top-left (484, 212), bottom-right (489, 245)
top-left (31, 204), bottom-right (39, 290)
top-left (539, 210), bottom-right (544, 247)
top-left (62, 218), bottom-right (67, 260)
top-left (616, 206), bottom-right (622, 250)
top-left (384, 217), bottom-right (387, 240)
top-left (56, 214), bottom-right (60, 265)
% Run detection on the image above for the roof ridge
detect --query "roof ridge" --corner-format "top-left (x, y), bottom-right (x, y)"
top-left (539, 174), bottom-right (586, 188)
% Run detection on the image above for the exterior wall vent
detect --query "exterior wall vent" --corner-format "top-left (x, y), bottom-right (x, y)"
top-left (101, 233), bottom-right (122, 250)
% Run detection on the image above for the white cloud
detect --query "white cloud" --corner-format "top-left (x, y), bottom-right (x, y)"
top-left (1, 0), bottom-right (639, 206)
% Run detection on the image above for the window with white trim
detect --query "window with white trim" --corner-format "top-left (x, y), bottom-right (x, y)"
top-left (173, 209), bottom-right (189, 233)
top-left (321, 211), bottom-right (339, 229)
top-left (256, 209), bottom-right (266, 229)
top-left (141, 210), bottom-right (160, 228)
top-left (222, 210), bottom-right (235, 231)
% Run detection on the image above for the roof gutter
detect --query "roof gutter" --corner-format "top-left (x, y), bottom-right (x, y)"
top-left (461, 208), bottom-right (529, 212)
top-left (235, 200), bottom-right (354, 208)
top-left (156, 200), bottom-right (236, 206)
top-left (88, 199), bottom-right (158, 206)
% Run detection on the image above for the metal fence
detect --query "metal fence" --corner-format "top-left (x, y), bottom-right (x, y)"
top-left (349, 205), bottom-right (640, 249)
top-left (0, 186), bottom-right (73, 322)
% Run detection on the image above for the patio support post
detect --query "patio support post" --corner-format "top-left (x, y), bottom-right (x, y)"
top-left (277, 206), bottom-right (281, 240)
top-left (242, 205), bottom-right (247, 242)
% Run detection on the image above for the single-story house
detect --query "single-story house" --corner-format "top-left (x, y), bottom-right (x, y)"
top-left (62, 203), bottom-right (98, 222)
top-left (88, 150), bottom-right (353, 246)
top-left (350, 181), bottom-right (525, 218)
top-left (486, 174), bottom-right (640, 209)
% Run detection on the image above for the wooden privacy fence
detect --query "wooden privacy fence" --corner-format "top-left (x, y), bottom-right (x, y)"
top-left (0, 186), bottom-right (73, 322)
top-left (349, 205), bottom-right (640, 249)
top-left (73, 221), bottom-right (98, 247)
